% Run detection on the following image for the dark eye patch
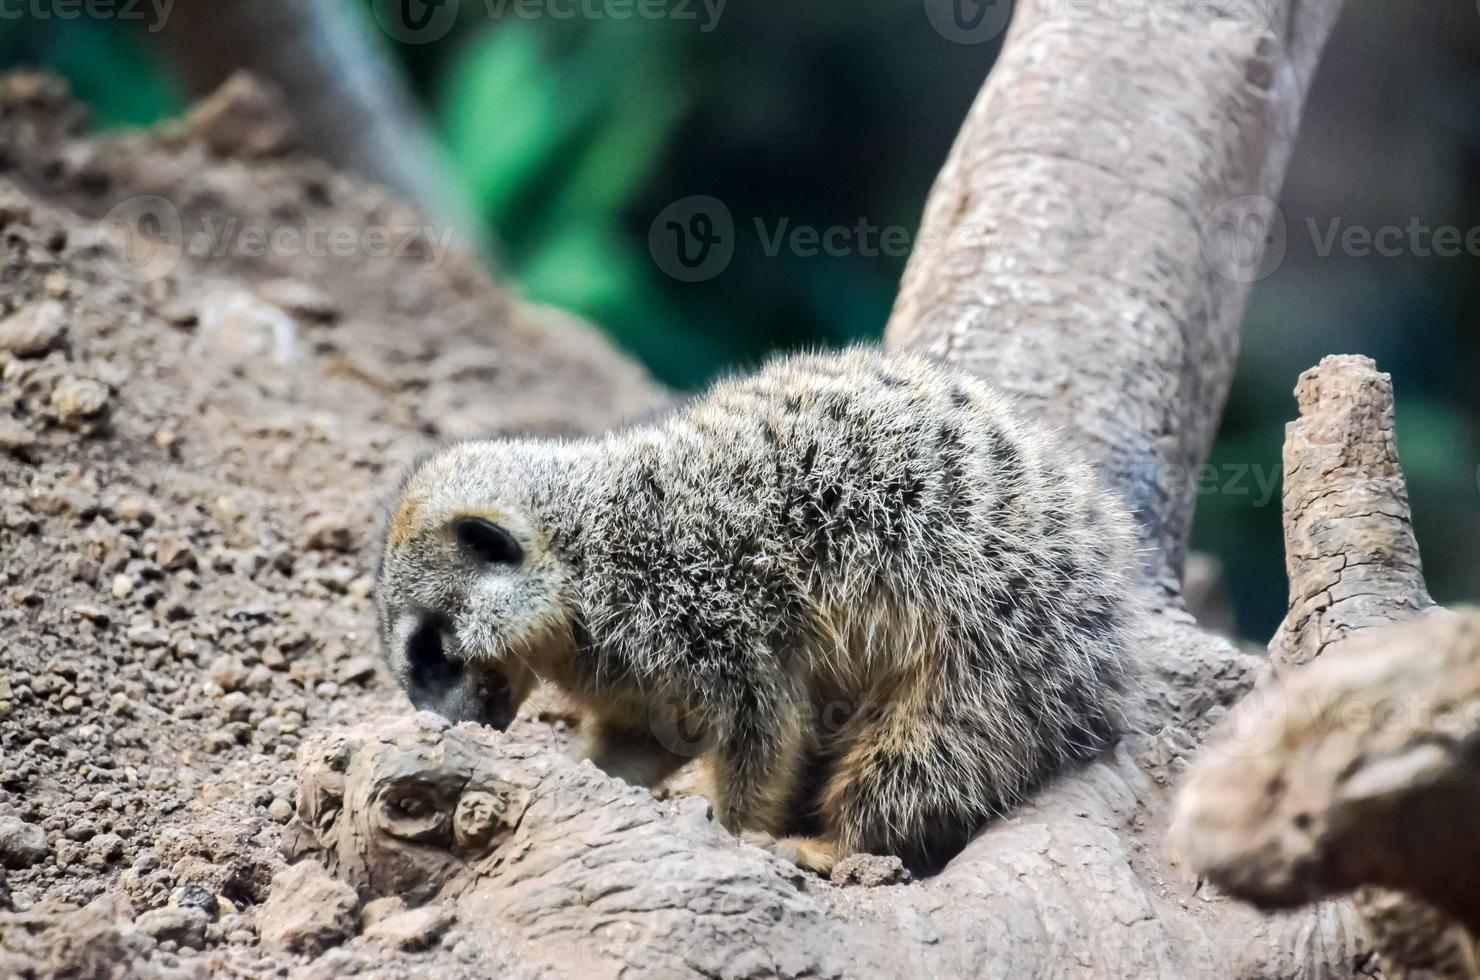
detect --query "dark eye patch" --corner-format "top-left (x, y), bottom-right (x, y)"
top-left (452, 517), bottom-right (523, 566)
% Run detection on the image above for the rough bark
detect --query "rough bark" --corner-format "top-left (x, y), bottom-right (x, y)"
top-left (153, 0), bottom-right (490, 258)
top-left (1175, 614), bottom-right (1480, 960)
top-left (280, 0), bottom-right (1377, 976)
top-left (886, 0), bottom-right (1344, 592)
top-left (1174, 356), bottom-right (1477, 977)
top-left (1271, 356), bottom-right (1434, 668)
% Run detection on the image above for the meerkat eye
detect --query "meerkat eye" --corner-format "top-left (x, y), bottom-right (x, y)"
top-left (452, 517), bottom-right (524, 566)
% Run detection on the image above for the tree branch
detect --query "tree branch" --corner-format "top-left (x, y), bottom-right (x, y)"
top-left (1174, 355), bottom-right (1477, 976)
top-left (1271, 356), bottom-right (1433, 669)
top-left (885, 0), bottom-right (1344, 592)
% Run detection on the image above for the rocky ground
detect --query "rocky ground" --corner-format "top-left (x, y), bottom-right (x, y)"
top-left (0, 73), bottom-right (664, 978)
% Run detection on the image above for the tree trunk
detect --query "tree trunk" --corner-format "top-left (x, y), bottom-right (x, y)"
top-left (887, 0), bottom-right (1343, 593)
top-left (153, 0), bottom-right (490, 258)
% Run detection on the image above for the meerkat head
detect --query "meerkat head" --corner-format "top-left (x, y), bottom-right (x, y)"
top-left (374, 442), bottom-right (578, 729)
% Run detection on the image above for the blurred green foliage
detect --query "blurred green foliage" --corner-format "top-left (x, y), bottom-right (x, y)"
top-left (0, 15), bottom-right (178, 126)
top-left (0, 0), bottom-right (1474, 642)
top-left (379, 0), bottom-right (990, 387)
top-left (435, 16), bottom-right (710, 382)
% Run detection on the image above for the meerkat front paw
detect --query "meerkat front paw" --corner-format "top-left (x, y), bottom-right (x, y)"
top-left (741, 831), bottom-right (842, 875)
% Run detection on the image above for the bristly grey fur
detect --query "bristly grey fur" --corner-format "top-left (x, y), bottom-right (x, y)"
top-left (376, 347), bottom-right (1143, 870)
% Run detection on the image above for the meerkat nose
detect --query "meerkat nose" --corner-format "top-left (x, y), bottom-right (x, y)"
top-left (402, 618), bottom-right (514, 729)
top-left (406, 619), bottom-right (462, 694)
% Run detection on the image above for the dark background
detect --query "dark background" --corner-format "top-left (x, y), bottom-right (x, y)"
top-left (4, 0), bottom-right (1476, 640)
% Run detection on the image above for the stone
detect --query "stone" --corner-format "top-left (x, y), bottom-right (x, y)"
top-left (220, 691), bottom-right (251, 722)
top-left (338, 656), bottom-right (377, 686)
top-left (0, 417), bottom-right (36, 456)
top-left (360, 896), bottom-right (406, 928)
top-left (72, 604), bottom-right (109, 624)
top-left (85, 832), bottom-right (124, 864)
top-left (170, 884), bottom-right (221, 921)
top-left (0, 300), bottom-right (66, 357)
top-left (135, 906), bottom-right (209, 949)
top-left (155, 538), bottom-right (197, 572)
top-left (301, 513), bottom-right (355, 553)
top-left (126, 624), bottom-right (169, 649)
top-left (830, 853), bottom-right (911, 888)
top-left (49, 377), bottom-right (111, 426)
top-left (0, 816), bottom-right (49, 868)
top-left (362, 904), bottom-right (454, 951)
top-left (257, 860), bottom-right (358, 955)
top-left (207, 655), bottom-right (246, 692)
top-left (115, 496), bottom-right (157, 526)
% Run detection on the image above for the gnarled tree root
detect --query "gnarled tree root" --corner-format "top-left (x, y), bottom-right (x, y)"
top-left (290, 705), bottom-right (1363, 978)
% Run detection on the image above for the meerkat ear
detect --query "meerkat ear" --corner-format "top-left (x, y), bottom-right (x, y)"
top-left (452, 516), bottom-right (524, 566)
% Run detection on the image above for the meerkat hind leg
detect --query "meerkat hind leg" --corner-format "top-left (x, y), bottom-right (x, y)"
top-left (821, 698), bottom-right (991, 871)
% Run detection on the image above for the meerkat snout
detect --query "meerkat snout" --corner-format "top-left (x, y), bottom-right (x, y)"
top-left (376, 462), bottom-right (580, 729)
top-left (395, 615), bottom-right (516, 728)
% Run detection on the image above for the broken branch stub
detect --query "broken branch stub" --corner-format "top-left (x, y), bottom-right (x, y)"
top-left (1176, 353), bottom-right (1479, 976)
top-left (1273, 355), bottom-right (1433, 670)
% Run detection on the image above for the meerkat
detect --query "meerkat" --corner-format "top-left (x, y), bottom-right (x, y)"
top-left (375, 347), bottom-right (1142, 873)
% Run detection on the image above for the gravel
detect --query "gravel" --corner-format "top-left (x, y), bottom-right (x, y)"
top-left (0, 71), bottom-right (660, 979)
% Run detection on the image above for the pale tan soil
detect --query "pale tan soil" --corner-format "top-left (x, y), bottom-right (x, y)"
top-left (0, 73), bottom-right (663, 978)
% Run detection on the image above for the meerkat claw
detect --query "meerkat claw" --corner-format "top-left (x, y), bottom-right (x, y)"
top-left (743, 831), bottom-right (842, 875)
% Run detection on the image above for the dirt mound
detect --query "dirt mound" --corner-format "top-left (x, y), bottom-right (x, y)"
top-left (0, 72), bottom-right (660, 978)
